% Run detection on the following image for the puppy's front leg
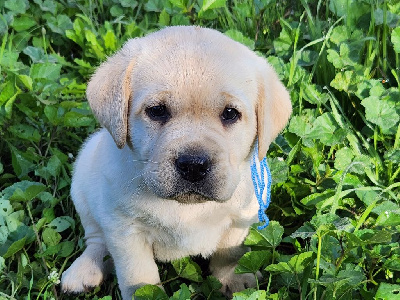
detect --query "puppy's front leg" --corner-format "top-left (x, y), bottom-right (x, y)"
top-left (210, 226), bottom-right (260, 298)
top-left (107, 231), bottom-right (160, 300)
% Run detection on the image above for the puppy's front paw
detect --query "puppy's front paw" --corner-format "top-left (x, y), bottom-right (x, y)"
top-left (61, 254), bottom-right (107, 293)
top-left (213, 266), bottom-right (260, 298)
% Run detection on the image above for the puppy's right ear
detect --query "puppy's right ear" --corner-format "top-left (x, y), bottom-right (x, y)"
top-left (86, 42), bottom-right (136, 149)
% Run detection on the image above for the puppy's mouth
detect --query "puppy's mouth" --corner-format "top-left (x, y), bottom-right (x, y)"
top-left (168, 191), bottom-right (212, 204)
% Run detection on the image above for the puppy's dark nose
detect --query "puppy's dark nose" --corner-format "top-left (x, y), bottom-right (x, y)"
top-left (175, 154), bottom-right (211, 183)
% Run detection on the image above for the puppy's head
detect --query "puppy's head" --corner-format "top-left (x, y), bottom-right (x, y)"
top-left (87, 26), bottom-right (292, 203)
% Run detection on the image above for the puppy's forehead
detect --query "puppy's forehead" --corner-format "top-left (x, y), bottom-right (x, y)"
top-left (130, 27), bottom-right (260, 103)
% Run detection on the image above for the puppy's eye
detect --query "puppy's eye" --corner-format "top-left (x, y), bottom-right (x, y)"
top-left (221, 107), bottom-right (240, 124)
top-left (146, 105), bottom-right (170, 123)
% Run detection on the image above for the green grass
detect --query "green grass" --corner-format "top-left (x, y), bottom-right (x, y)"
top-left (0, 0), bottom-right (400, 299)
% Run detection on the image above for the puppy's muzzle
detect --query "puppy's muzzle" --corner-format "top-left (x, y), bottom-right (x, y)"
top-left (175, 154), bottom-right (211, 183)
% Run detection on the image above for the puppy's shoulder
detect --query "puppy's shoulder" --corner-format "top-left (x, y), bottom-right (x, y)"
top-left (73, 129), bottom-right (115, 169)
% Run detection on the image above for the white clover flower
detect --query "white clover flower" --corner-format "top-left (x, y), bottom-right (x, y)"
top-left (48, 270), bottom-right (61, 285)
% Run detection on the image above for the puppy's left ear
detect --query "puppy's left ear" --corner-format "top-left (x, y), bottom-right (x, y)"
top-left (256, 60), bottom-right (292, 161)
top-left (86, 41), bottom-right (137, 148)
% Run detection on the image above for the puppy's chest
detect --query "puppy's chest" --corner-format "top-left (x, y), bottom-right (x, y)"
top-left (138, 205), bottom-right (232, 261)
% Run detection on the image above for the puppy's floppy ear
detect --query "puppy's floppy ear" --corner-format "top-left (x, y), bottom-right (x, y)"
top-left (256, 60), bottom-right (292, 161)
top-left (86, 42), bottom-right (136, 148)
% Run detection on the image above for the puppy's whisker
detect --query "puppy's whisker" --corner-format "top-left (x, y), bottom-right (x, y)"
top-left (130, 159), bottom-right (159, 164)
top-left (128, 170), bottom-right (159, 183)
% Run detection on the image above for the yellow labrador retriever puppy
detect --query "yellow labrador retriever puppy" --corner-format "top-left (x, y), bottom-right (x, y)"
top-left (61, 26), bottom-right (291, 299)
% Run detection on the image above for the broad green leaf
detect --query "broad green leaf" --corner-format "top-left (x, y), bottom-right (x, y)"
top-left (297, 50), bottom-right (318, 67)
top-left (342, 231), bottom-right (364, 249)
top-left (358, 230), bottom-right (393, 244)
top-left (301, 83), bottom-right (326, 105)
top-left (134, 285), bottom-right (168, 300)
top-left (5, 211), bottom-right (24, 232)
top-left (376, 211), bottom-right (400, 227)
top-left (11, 16), bottom-right (36, 31)
top-left (63, 111), bottom-right (94, 127)
top-left (170, 283), bottom-right (191, 300)
top-left (384, 149), bottom-right (400, 164)
top-left (224, 30), bottom-right (255, 50)
top-left (245, 221), bottom-right (284, 248)
top-left (5, 0), bottom-right (29, 14)
top-left (0, 50), bottom-right (20, 69)
top-left (375, 283), bottom-right (400, 300)
top-left (383, 255), bottom-right (400, 271)
top-left (35, 153), bottom-right (65, 180)
top-left (30, 63), bottom-right (62, 80)
top-left (235, 250), bottom-right (271, 274)
top-left (158, 10), bottom-right (170, 27)
top-left (265, 261), bottom-right (291, 273)
top-left (288, 115), bottom-right (313, 139)
top-left (336, 268), bottom-right (365, 286)
top-left (104, 30), bottom-right (117, 51)
top-left (23, 46), bottom-right (45, 62)
top-left (18, 74), bottom-right (33, 90)
top-left (301, 190), bottom-right (335, 206)
top-left (0, 227), bottom-right (8, 244)
top-left (120, 0), bottom-right (138, 8)
top-left (0, 257), bottom-right (5, 273)
top-left (169, 0), bottom-right (186, 10)
top-left (232, 288), bottom-right (257, 299)
top-left (199, 276), bottom-right (223, 299)
top-left (46, 155), bottom-right (62, 177)
top-left (42, 227), bottom-right (61, 247)
top-left (307, 113), bottom-right (346, 145)
top-left (8, 181), bottom-right (46, 202)
top-left (330, 70), bottom-right (357, 92)
top-left (374, 8), bottom-right (400, 27)
top-left (329, 0), bottom-right (369, 27)
top-left (0, 81), bottom-right (16, 105)
top-left (8, 124), bottom-right (40, 142)
top-left (273, 27), bottom-right (292, 55)
top-left (34, 0), bottom-right (57, 14)
top-left (356, 189), bottom-right (380, 206)
top-left (48, 216), bottom-right (75, 232)
top-left (0, 200), bottom-right (13, 217)
top-left (44, 105), bottom-right (64, 125)
top-left (57, 241), bottom-right (75, 257)
top-left (201, 0), bottom-right (226, 12)
top-left (291, 223), bottom-right (315, 239)
top-left (46, 14), bottom-right (73, 35)
top-left (372, 201), bottom-right (399, 215)
top-left (268, 157), bottom-right (288, 184)
top-left (233, 289), bottom-right (267, 300)
top-left (171, 14), bottom-right (191, 26)
top-left (0, 224), bottom-right (35, 257)
top-left (144, 0), bottom-right (163, 12)
top-left (334, 147), bottom-right (354, 171)
top-left (172, 257), bottom-right (202, 282)
top-left (288, 251), bottom-right (314, 273)
top-left (85, 30), bottom-right (105, 59)
top-left (392, 27), bottom-right (400, 53)
top-left (1, 237), bottom-right (27, 258)
top-left (327, 43), bottom-right (358, 69)
top-left (329, 26), bottom-right (349, 45)
top-left (361, 96), bottom-right (399, 131)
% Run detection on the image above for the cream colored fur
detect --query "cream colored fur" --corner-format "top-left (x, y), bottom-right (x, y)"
top-left (61, 26), bottom-right (292, 299)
